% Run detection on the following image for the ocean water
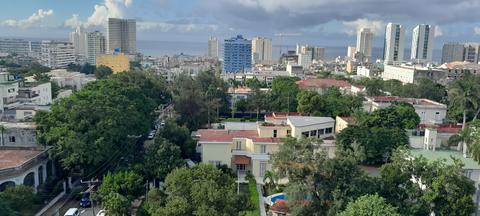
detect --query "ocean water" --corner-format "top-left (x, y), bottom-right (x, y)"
top-left (137, 40), bottom-right (442, 62)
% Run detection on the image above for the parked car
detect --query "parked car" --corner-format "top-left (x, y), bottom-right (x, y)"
top-left (64, 208), bottom-right (80, 216)
top-left (96, 210), bottom-right (106, 216)
top-left (80, 192), bottom-right (92, 207)
top-left (147, 131), bottom-right (155, 140)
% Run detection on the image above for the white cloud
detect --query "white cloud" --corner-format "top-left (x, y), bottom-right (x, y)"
top-left (64, 0), bottom-right (133, 29)
top-left (474, 27), bottom-right (480, 35)
top-left (342, 18), bottom-right (384, 36)
top-left (1, 9), bottom-right (54, 28)
top-left (434, 25), bottom-right (443, 37)
top-left (137, 21), bottom-right (218, 32)
top-left (64, 14), bottom-right (83, 28)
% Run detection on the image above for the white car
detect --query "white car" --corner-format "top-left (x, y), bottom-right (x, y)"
top-left (64, 208), bottom-right (79, 216)
top-left (96, 210), bottom-right (106, 216)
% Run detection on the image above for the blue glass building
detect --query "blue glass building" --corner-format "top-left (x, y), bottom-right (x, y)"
top-left (223, 35), bottom-right (252, 73)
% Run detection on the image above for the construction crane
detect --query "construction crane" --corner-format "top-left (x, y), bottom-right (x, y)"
top-left (274, 33), bottom-right (301, 56)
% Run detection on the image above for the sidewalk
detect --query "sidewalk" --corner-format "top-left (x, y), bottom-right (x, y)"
top-left (256, 184), bottom-right (267, 216)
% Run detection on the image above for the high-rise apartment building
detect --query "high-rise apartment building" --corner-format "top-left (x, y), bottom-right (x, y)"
top-left (463, 43), bottom-right (480, 63)
top-left (107, 18), bottom-right (136, 55)
top-left (69, 26), bottom-right (86, 57)
top-left (0, 39), bottom-right (30, 55)
top-left (252, 37), bottom-right (273, 65)
top-left (383, 23), bottom-right (405, 64)
top-left (347, 46), bottom-right (356, 60)
top-left (223, 35), bottom-right (252, 73)
top-left (85, 31), bottom-right (106, 65)
top-left (411, 24), bottom-right (435, 63)
top-left (356, 28), bottom-right (374, 63)
top-left (296, 45), bottom-right (325, 62)
top-left (208, 37), bottom-right (219, 59)
top-left (441, 42), bottom-right (464, 64)
top-left (314, 47), bottom-right (325, 61)
top-left (40, 41), bottom-right (75, 69)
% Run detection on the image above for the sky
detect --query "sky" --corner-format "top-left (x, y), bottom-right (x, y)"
top-left (1, 0), bottom-right (480, 48)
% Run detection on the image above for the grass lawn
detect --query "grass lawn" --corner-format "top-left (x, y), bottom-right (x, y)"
top-left (240, 177), bottom-right (260, 216)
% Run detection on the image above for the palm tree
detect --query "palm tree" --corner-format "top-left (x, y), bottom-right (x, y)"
top-left (448, 73), bottom-right (480, 154)
top-left (263, 170), bottom-right (278, 194)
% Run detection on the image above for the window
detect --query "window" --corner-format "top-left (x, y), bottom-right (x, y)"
top-left (260, 162), bottom-right (267, 177)
top-left (260, 145), bottom-right (267, 154)
top-left (286, 130), bottom-right (291, 136)
top-left (318, 129), bottom-right (325, 135)
top-left (325, 127), bottom-right (333, 134)
top-left (310, 130), bottom-right (317, 137)
top-left (235, 141), bottom-right (242, 150)
top-left (236, 164), bottom-right (246, 171)
top-left (273, 130), bottom-right (277, 138)
top-left (9, 136), bottom-right (15, 142)
top-left (209, 161), bottom-right (221, 167)
top-left (301, 131), bottom-right (309, 138)
top-left (435, 112), bottom-right (440, 115)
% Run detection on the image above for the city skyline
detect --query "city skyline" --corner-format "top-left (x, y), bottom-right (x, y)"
top-left (0, 0), bottom-right (480, 48)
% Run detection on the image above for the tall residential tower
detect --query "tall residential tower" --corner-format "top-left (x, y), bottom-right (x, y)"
top-left (411, 24), bottom-right (435, 64)
top-left (69, 26), bottom-right (86, 57)
top-left (383, 23), bottom-right (405, 64)
top-left (441, 42), bottom-right (464, 63)
top-left (85, 31), bottom-right (106, 65)
top-left (107, 18), bottom-right (136, 55)
top-left (252, 37), bottom-right (273, 65)
top-left (208, 37), bottom-right (219, 59)
top-left (356, 28), bottom-right (374, 63)
top-left (223, 35), bottom-right (252, 73)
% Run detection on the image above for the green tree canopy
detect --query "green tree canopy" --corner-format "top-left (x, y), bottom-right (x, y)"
top-left (34, 72), bottom-right (169, 172)
top-left (142, 138), bottom-right (185, 180)
top-left (98, 170), bottom-right (144, 200)
top-left (149, 164), bottom-right (248, 216)
top-left (297, 88), bottom-right (363, 117)
top-left (103, 192), bottom-right (130, 216)
top-left (337, 194), bottom-right (399, 216)
top-left (378, 149), bottom-right (476, 216)
top-left (95, 65), bottom-right (113, 79)
top-left (270, 76), bottom-right (300, 112)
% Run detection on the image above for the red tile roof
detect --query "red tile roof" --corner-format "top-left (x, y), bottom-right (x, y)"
top-left (196, 129), bottom-right (280, 143)
top-left (270, 200), bottom-right (289, 213)
top-left (418, 124), bottom-right (462, 134)
top-left (0, 149), bottom-right (43, 170)
top-left (228, 87), bottom-right (253, 94)
top-left (296, 79), bottom-right (351, 89)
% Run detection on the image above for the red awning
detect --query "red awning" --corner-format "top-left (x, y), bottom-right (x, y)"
top-left (234, 155), bottom-right (251, 165)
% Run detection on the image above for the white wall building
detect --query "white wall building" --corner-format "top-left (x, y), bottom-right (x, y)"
top-left (17, 82), bottom-right (52, 106)
top-left (357, 66), bottom-right (374, 78)
top-left (347, 46), bottom-right (356, 60)
top-left (298, 51), bottom-right (313, 68)
top-left (252, 37), bottom-right (273, 65)
top-left (46, 69), bottom-right (96, 90)
top-left (441, 42), bottom-right (464, 64)
top-left (40, 41), bottom-right (76, 69)
top-left (382, 64), bottom-right (447, 84)
top-left (85, 31), bottom-right (106, 65)
top-left (208, 37), bottom-right (219, 59)
top-left (356, 28), bottom-right (374, 63)
top-left (69, 26), bottom-right (86, 57)
top-left (0, 39), bottom-right (30, 56)
top-left (384, 23), bottom-right (405, 65)
top-left (107, 18), bottom-right (136, 54)
top-left (411, 24), bottom-right (435, 64)
top-left (363, 96), bottom-right (447, 124)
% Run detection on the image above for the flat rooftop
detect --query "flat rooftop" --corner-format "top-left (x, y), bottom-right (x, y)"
top-left (196, 129), bottom-right (280, 143)
top-left (411, 149), bottom-right (480, 170)
top-left (287, 116), bottom-right (335, 127)
top-left (0, 148), bottom-right (44, 170)
top-left (366, 96), bottom-right (446, 107)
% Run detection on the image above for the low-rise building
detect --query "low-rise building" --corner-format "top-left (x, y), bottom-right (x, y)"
top-left (335, 116), bottom-right (357, 134)
top-left (196, 113), bottom-right (335, 183)
top-left (222, 70), bottom-right (291, 86)
top-left (17, 82), bottom-right (52, 106)
top-left (382, 64), bottom-right (447, 84)
top-left (46, 69), bottom-right (96, 90)
top-left (363, 96), bottom-right (447, 124)
top-left (296, 78), bottom-right (355, 95)
top-left (439, 61), bottom-right (480, 81)
top-left (40, 41), bottom-right (76, 69)
top-left (0, 146), bottom-right (53, 192)
top-left (96, 53), bottom-right (130, 73)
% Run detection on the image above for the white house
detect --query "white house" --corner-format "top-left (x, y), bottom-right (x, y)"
top-left (363, 96), bottom-right (447, 124)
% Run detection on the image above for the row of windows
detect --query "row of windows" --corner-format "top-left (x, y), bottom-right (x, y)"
top-left (234, 141), bottom-right (267, 154)
top-left (301, 127), bottom-right (333, 138)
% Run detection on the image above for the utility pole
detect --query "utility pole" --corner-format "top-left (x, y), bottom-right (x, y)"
top-left (80, 179), bottom-right (101, 216)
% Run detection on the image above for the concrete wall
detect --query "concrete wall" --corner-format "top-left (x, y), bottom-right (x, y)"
top-left (201, 142), bottom-right (232, 167)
